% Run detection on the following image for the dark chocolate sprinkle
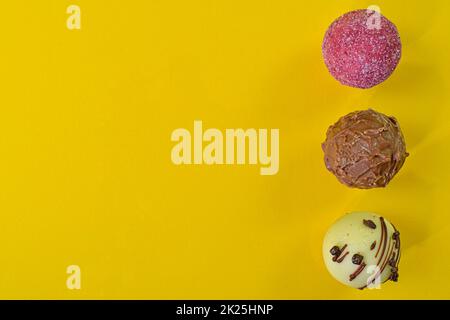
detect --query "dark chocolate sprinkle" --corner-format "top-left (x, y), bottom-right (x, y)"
top-left (392, 231), bottom-right (400, 240)
top-left (352, 254), bottom-right (364, 265)
top-left (363, 219), bottom-right (376, 229)
top-left (370, 241), bottom-right (376, 250)
top-left (390, 272), bottom-right (399, 282)
top-left (389, 258), bottom-right (396, 267)
top-left (330, 246), bottom-right (341, 256)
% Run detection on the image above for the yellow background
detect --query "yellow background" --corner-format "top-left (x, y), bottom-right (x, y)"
top-left (0, 0), bottom-right (449, 299)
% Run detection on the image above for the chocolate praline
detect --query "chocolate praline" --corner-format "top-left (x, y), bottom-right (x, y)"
top-left (322, 9), bottom-right (402, 89)
top-left (322, 109), bottom-right (408, 189)
top-left (322, 212), bottom-right (401, 289)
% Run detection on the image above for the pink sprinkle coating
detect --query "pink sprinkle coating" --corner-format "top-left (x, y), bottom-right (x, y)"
top-left (322, 9), bottom-right (401, 89)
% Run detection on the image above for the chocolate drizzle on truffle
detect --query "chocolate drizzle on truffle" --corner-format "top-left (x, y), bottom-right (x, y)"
top-left (335, 251), bottom-right (349, 263)
top-left (322, 109), bottom-right (408, 189)
top-left (367, 218), bottom-right (401, 287)
top-left (349, 262), bottom-right (366, 281)
top-left (375, 217), bottom-right (386, 258)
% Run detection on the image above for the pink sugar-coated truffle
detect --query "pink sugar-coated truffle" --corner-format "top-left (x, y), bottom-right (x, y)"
top-left (322, 9), bottom-right (402, 89)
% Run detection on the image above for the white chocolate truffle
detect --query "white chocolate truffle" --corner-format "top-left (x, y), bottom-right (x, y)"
top-left (322, 212), bottom-right (400, 289)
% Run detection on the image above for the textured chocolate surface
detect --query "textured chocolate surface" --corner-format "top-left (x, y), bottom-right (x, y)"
top-left (322, 109), bottom-right (408, 189)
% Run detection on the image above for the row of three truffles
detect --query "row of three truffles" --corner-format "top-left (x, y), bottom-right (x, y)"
top-left (320, 9), bottom-right (408, 289)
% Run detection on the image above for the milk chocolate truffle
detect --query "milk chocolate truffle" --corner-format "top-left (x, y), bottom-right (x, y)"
top-left (323, 212), bottom-right (401, 289)
top-left (322, 9), bottom-right (401, 88)
top-left (322, 109), bottom-right (408, 189)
